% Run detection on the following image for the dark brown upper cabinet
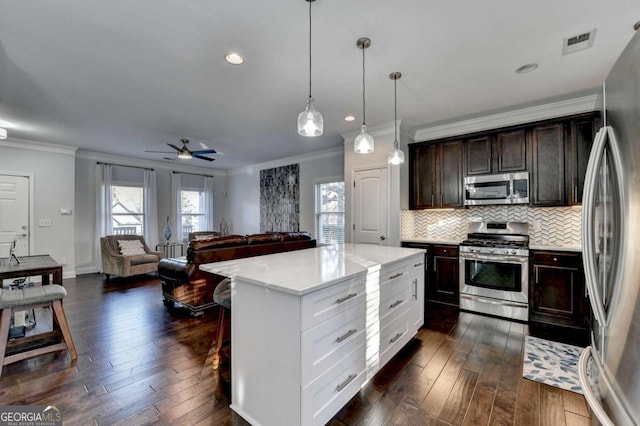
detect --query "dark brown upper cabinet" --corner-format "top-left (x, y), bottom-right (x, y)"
top-left (530, 123), bottom-right (566, 206)
top-left (465, 135), bottom-right (492, 175)
top-left (464, 129), bottom-right (526, 176)
top-left (409, 140), bottom-right (463, 209)
top-left (567, 116), bottom-right (598, 205)
top-left (411, 112), bottom-right (598, 209)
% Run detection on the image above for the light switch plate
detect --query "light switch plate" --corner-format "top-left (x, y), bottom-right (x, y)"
top-left (38, 219), bottom-right (52, 227)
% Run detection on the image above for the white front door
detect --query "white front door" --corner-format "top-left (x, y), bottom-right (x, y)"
top-left (353, 167), bottom-right (388, 245)
top-left (0, 174), bottom-right (30, 256)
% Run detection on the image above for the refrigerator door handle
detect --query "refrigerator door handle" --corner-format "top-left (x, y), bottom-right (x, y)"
top-left (582, 127), bottom-right (608, 326)
top-left (578, 347), bottom-right (615, 426)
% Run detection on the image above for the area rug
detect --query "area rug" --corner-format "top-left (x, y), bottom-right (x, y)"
top-left (522, 335), bottom-right (584, 394)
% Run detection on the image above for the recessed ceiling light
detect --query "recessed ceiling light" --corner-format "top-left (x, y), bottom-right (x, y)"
top-left (225, 52), bottom-right (244, 65)
top-left (344, 115), bottom-right (356, 122)
top-left (516, 63), bottom-right (538, 74)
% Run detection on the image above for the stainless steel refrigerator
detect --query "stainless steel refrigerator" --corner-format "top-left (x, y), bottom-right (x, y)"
top-left (579, 30), bottom-right (640, 426)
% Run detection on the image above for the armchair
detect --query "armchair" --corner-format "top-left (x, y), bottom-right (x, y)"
top-left (100, 235), bottom-right (165, 279)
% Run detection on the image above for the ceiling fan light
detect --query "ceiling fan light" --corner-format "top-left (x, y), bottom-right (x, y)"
top-left (354, 124), bottom-right (374, 154)
top-left (298, 97), bottom-right (323, 137)
top-left (178, 151), bottom-right (192, 159)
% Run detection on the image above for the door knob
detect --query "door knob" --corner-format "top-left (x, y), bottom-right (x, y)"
top-left (380, 236), bottom-right (386, 241)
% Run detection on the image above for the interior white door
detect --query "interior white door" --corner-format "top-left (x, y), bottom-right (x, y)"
top-left (353, 167), bottom-right (388, 245)
top-left (0, 174), bottom-right (30, 256)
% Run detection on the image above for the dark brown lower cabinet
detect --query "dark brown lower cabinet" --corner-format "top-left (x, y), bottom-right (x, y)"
top-left (402, 242), bottom-right (459, 321)
top-left (429, 245), bottom-right (459, 307)
top-left (529, 250), bottom-right (589, 346)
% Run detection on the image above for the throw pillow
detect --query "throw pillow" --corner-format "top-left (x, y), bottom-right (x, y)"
top-left (118, 239), bottom-right (146, 256)
top-left (195, 234), bottom-right (215, 240)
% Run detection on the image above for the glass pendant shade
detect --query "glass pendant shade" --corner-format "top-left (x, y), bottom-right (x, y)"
top-left (387, 71), bottom-right (405, 165)
top-left (298, 0), bottom-right (322, 137)
top-left (298, 96), bottom-right (323, 137)
top-left (354, 124), bottom-right (374, 153)
top-left (388, 141), bottom-right (405, 165)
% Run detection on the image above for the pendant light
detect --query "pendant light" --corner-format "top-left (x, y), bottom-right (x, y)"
top-left (297, 0), bottom-right (323, 137)
top-left (387, 72), bottom-right (405, 165)
top-left (354, 37), bottom-right (374, 153)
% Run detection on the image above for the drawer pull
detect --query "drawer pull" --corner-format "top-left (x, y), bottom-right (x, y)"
top-left (389, 272), bottom-right (404, 280)
top-left (553, 257), bottom-right (558, 262)
top-left (336, 293), bottom-right (358, 304)
top-left (336, 328), bottom-right (358, 343)
top-left (335, 373), bottom-right (358, 393)
top-left (413, 262), bottom-right (424, 267)
top-left (389, 332), bottom-right (404, 344)
top-left (413, 278), bottom-right (418, 300)
top-left (389, 299), bottom-right (404, 309)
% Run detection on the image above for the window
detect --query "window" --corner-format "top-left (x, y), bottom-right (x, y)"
top-left (181, 189), bottom-right (205, 241)
top-left (111, 184), bottom-right (144, 235)
top-left (314, 179), bottom-right (345, 244)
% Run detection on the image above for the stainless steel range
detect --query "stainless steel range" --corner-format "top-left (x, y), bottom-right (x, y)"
top-left (459, 221), bottom-right (529, 322)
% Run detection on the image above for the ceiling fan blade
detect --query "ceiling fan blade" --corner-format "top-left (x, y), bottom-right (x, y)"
top-left (193, 154), bottom-right (215, 162)
top-left (167, 143), bottom-right (182, 151)
top-left (145, 150), bottom-right (175, 153)
top-left (163, 157), bottom-right (178, 161)
top-left (192, 149), bottom-right (217, 155)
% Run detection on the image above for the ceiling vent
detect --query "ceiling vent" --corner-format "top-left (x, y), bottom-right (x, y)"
top-left (562, 29), bottom-right (596, 55)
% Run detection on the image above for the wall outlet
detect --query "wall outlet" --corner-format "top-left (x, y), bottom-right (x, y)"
top-left (60, 256), bottom-right (67, 265)
top-left (38, 218), bottom-right (52, 227)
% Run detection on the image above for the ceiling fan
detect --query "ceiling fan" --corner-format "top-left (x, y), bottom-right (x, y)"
top-left (145, 138), bottom-right (217, 162)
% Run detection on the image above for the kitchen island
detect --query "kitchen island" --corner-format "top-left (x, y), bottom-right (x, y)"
top-left (200, 243), bottom-right (425, 426)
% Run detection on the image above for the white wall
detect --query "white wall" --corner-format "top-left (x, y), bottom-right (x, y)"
top-left (226, 147), bottom-right (344, 236)
top-left (74, 150), bottom-right (227, 274)
top-left (0, 140), bottom-right (77, 278)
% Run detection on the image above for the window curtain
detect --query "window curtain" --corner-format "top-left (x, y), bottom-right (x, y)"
top-left (170, 172), bottom-right (182, 243)
top-left (203, 176), bottom-right (215, 232)
top-left (143, 169), bottom-right (159, 248)
top-left (95, 163), bottom-right (113, 268)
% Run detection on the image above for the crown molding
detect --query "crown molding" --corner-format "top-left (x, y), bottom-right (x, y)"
top-left (226, 146), bottom-right (344, 176)
top-left (1, 137), bottom-right (78, 156)
top-left (76, 149), bottom-right (227, 176)
top-left (413, 94), bottom-right (599, 142)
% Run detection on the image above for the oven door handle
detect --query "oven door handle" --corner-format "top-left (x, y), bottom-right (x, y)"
top-left (459, 253), bottom-right (528, 263)
top-left (460, 294), bottom-right (527, 309)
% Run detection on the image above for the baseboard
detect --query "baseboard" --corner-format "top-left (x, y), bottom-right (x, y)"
top-left (75, 265), bottom-right (100, 275)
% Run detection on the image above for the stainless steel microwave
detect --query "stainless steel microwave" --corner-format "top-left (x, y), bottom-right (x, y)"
top-left (464, 172), bottom-right (529, 206)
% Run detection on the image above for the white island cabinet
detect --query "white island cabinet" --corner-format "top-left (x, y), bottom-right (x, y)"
top-left (200, 243), bottom-right (425, 426)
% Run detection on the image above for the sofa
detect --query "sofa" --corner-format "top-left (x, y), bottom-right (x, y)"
top-left (100, 235), bottom-right (165, 279)
top-left (158, 232), bottom-right (316, 315)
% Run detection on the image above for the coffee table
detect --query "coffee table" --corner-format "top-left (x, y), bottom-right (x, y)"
top-left (0, 255), bottom-right (63, 286)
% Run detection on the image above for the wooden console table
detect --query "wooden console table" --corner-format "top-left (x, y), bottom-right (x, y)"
top-left (0, 255), bottom-right (63, 286)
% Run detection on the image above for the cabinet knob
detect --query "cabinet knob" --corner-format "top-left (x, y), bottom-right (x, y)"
top-left (443, 249), bottom-right (447, 253)
top-left (553, 257), bottom-right (558, 262)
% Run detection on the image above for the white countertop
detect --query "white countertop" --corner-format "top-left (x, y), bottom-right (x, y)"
top-left (199, 243), bottom-right (425, 296)
top-left (529, 244), bottom-right (582, 252)
top-left (402, 239), bottom-right (462, 245)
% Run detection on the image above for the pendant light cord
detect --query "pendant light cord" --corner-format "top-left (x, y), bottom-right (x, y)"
top-left (308, 0), bottom-right (312, 98)
top-left (362, 45), bottom-right (366, 125)
top-left (394, 77), bottom-right (398, 143)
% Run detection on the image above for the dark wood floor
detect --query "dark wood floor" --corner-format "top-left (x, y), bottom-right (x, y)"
top-left (0, 274), bottom-right (591, 425)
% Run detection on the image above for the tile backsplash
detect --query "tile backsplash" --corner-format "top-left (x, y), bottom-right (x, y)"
top-left (401, 206), bottom-right (582, 247)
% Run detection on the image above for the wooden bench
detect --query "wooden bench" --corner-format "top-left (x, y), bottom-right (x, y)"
top-left (0, 284), bottom-right (77, 377)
